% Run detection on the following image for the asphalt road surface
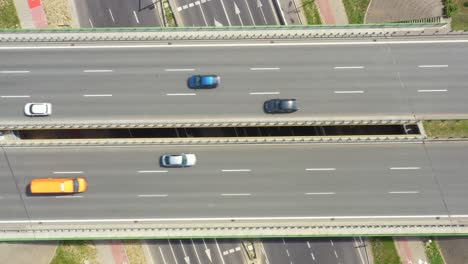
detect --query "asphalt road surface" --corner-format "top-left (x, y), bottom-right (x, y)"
top-left (72, 0), bottom-right (163, 27)
top-left (173, 0), bottom-right (279, 26)
top-left (1, 141), bottom-right (468, 221)
top-left (1, 40), bottom-right (467, 124)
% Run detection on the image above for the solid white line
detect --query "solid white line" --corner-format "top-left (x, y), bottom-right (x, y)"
top-left (333, 66), bottom-right (364, 69)
top-left (164, 68), bottom-right (195, 72)
top-left (83, 94), bottom-right (113, 97)
top-left (218, 0), bottom-right (232, 26)
top-left (334, 90), bottom-right (364, 94)
top-left (133, 10), bottom-right (140, 24)
top-left (221, 193), bottom-right (251, 196)
top-left (418, 65), bottom-right (448, 68)
top-left (250, 67), bottom-right (280, 70)
top-left (108, 8), bottom-right (115, 23)
top-left (1, 95), bottom-right (30, 98)
top-left (137, 170), bottom-right (168, 173)
top-left (249, 92), bottom-right (280, 95)
top-left (191, 239), bottom-right (202, 264)
top-left (166, 93), bottom-right (196, 96)
top-left (159, 246), bottom-right (168, 264)
top-left (0, 70), bottom-right (30, 73)
top-left (305, 192), bottom-right (336, 195)
top-left (83, 69), bottom-right (113, 73)
top-left (215, 239), bottom-right (227, 264)
top-left (334, 250), bottom-right (338, 258)
top-left (4, 40), bottom-right (468, 51)
top-left (2, 214), bottom-right (468, 224)
top-left (221, 169), bottom-right (251, 172)
top-left (388, 191), bottom-right (419, 194)
top-left (55, 196), bottom-right (83, 198)
top-left (307, 241), bottom-right (311, 248)
top-left (305, 168), bottom-right (336, 171)
top-left (417, 89), bottom-right (447, 93)
top-left (168, 240), bottom-right (179, 264)
top-left (138, 194), bottom-right (168, 197)
top-left (354, 237), bottom-right (366, 264)
top-left (88, 18), bottom-right (94, 28)
top-left (389, 167), bottom-right (421, 170)
top-left (53, 171), bottom-right (83, 174)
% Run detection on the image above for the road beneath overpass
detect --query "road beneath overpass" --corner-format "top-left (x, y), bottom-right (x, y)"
top-left (0, 40), bottom-right (467, 125)
top-left (0, 141), bottom-right (467, 221)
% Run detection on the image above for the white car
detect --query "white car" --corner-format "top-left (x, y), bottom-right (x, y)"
top-left (161, 153), bottom-right (197, 167)
top-left (24, 103), bottom-right (52, 116)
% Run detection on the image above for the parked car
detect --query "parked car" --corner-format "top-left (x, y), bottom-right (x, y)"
top-left (263, 99), bottom-right (298, 113)
top-left (24, 103), bottom-right (52, 116)
top-left (161, 153), bottom-right (197, 167)
top-left (187, 75), bottom-right (220, 89)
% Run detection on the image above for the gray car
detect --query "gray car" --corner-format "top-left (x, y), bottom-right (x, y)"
top-left (263, 99), bottom-right (298, 113)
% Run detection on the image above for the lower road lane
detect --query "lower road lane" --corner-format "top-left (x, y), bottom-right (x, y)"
top-left (0, 141), bottom-right (467, 221)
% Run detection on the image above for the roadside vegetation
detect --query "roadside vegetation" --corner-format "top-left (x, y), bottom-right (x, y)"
top-left (302, 0), bottom-right (322, 24)
top-left (424, 239), bottom-right (445, 264)
top-left (0, 0), bottom-right (20, 29)
top-left (41, 0), bottom-right (73, 28)
top-left (123, 240), bottom-right (147, 264)
top-left (450, 0), bottom-right (468, 30)
top-left (342, 0), bottom-right (370, 24)
top-left (50, 241), bottom-right (99, 264)
top-left (423, 120), bottom-right (468, 138)
top-left (370, 237), bottom-right (402, 264)
top-left (163, 0), bottom-right (176, 27)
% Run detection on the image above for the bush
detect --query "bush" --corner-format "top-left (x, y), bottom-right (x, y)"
top-left (445, 0), bottom-right (459, 17)
top-left (464, 1), bottom-right (468, 7)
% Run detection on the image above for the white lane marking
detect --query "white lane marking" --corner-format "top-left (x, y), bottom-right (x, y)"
top-left (166, 93), bottom-right (196, 96)
top-left (0, 70), bottom-right (30, 73)
top-left (53, 171), bottom-right (83, 174)
top-left (354, 237), bottom-right (366, 264)
top-left (330, 239), bottom-right (334, 246)
top-left (165, 68), bottom-right (195, 72)
top-left (191, 239), bottom-right (202, 264)
top-left (137, 170), bottom-right (168, 173)
top-left (334, 90), bottom-right (364, 94)
top-left (334, 250), bottom-right (338, 258)
top-left (189, 3), bottom-right (194, 7)
top-left (88, 18), bottom-right (94, 28)
top-left (243, 0), bottom-right (255, 24)
top-left (198, 0), bottom-right (208, 26)
top-left (333, 66), bottom-right (364, 69)
top-left (249, 92), bottom-right (280, 95)
top-left (179, 240), bottom-right (189, 264)
top-left (305, 192), bottom-right (335, 195)
top-left (168, 240), bottom-right (179, 264)
top-left (250, 67), bottom-right (280, 70)
top-left (158, 246), bottom-right (168, 264)
top-left (223, 250), bottom-right (228, 255)
top-left (138, 194), bottom-right (168, 197)
top-left (282, 238), bottom-right (286, 244)
top-left (4, 40), bottom-right (468, 51)
top-left (221, 169), bottom-right (251, 172)
top-left (83, 94), bottom-right (113, 97)
top-left (219, 0), bottom-right (232, 26)
top-left (311, 252), bottom-right (316, 261)
top-left (260, 243), bottom-right (271, 264)
top-left (307, 241), bottom-right (311, 248)
top-left (83, 69), bottom-right (113, 73)
top-left (229, 248), bottom-right (234, 253)
top-left (388, 191), bottom-right (419, 194)
top-left (418, 65), bottom-right (448, 68)
top-left (221, 193), bottom-right (251, 196)
top-left (286, 249), bottom-right (290, 256)
top-left (108, 8), bottom-right (115, 23)
top-left (417, 89), bottom-right (447, 93)
top-left (389, 167), bottom-right (421, 170)
top-left (305, 168), bottom-right (336, 171)
top-left (55, 196), bottom-right (83, 198)
top-left (182, 5), bottom-right (188, 9)
top-left (1, 95), bottom-right (30, 98)
top-left (215, 239), bottom-right (226, 264)
top-left (235, 246), bottom-right (240, 251)
top-left (133, 10), bottom-right (140, 24)
top-left (177, 7), bottom-right (182, 11)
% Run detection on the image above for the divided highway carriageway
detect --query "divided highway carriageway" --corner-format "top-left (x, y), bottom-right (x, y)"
top-left (0, 39), bottom-right (467, 126)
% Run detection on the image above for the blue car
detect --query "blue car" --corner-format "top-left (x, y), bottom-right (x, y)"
top-left (188, 75), bottom-right (220, 89)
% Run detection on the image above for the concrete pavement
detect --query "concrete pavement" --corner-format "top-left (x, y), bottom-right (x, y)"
top-left (394, 237), bottom-right (429, 264)
top-left (316, 0), bottom-right (348, 24)
top-left (13, 0), bottom-right (48, 28)
top-left (0, 242), bottom-right (57, 264)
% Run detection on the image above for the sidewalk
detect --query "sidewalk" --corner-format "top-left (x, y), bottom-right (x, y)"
top-left (95, 240), bottom-right (131, 264)
top-left (315, 0), bottom-right (349, 24)
top-left (0, 242), bottom-right (57, 264)
top-left (13, 0), bottom-right (48, 28)
top-left (394, 237), bottom-right (429, 264)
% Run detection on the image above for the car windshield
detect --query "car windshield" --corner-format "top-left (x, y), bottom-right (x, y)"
top-left (181, 155), bottom-right (187, 165)
top-left (195, 76), bottom-right (201, 86)
top-left (73, 179), bottom-right (79, 193)
top-left (164, 156), bottom-right (171, 164)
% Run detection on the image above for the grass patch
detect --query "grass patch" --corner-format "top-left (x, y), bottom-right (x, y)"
top-left (123, 240), bottom-right (146, 264)
top-left (163, 0), bottom-right (176, 27)
top-left (451, 0), bottom-right (468, 30)
top-left (342, 0), bottom-right (370, 24)
top-left (423, 120), bottom-right (468, 138)
top-left (41, 0), bottom-right (73, 28)
top-left (50, 241), bottom-right (99, 264)
top-left (302, 0), bottom-right (322, 24)
top-left (0, 0), bottom-right (20, 29)
top-left (370, 237), bottom-right (401, 264)
top-left (424, 239), bottom-right (444, 264)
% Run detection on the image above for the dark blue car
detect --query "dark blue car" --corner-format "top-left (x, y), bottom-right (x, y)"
top-left (188, 75), bottom-right (220, 89)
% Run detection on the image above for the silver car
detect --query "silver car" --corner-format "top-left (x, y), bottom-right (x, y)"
top-left (161, 153), bottom-right (197, 167)
top-left (24, 103), bottom-right (52, 116)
